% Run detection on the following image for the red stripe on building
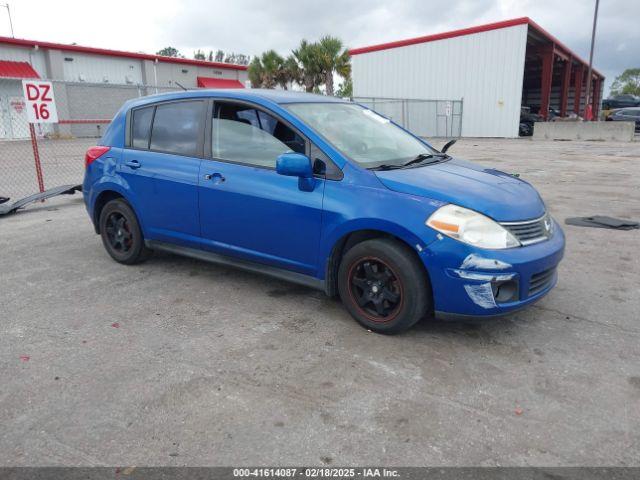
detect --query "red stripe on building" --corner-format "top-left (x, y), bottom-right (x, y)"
top-left (0, 36), bottom-right (248, 71)
top-left (196, 77), bottom-right (245, 89)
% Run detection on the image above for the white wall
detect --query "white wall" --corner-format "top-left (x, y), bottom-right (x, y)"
top-left (352, 24), bottom-right (528, 137)
top-left (61, 52), bottom-right (143, 85)
top-left (0, 45), bottom-right (47, 77)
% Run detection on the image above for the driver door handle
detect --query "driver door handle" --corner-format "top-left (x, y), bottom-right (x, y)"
top-left (124, 160), bottom-right (141, 169)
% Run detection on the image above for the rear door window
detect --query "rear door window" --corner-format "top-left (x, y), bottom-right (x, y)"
top-left (149, 100), bottom-right (205, 157)
top-left (131, 106), bottom-right (154, 149)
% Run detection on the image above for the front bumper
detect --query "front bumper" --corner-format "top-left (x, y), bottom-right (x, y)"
top-left (422, 219), bottom-right (565, 319)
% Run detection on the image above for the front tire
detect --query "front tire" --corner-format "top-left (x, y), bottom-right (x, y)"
top-left (99, 198), bottom-right (151, 265)
top-left (338, 238), bottom-right (431, 334)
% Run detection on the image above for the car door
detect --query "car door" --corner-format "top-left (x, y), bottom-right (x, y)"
top-left (198, 100), bottom-right (324, 276)
top-left (120, 99), bottom-right (205, 247)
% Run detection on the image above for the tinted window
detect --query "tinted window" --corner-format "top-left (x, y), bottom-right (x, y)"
top-left (131, 106), bottom-right (154, 149)
top-left (258, 111), bottom-right (278, 134)
top-left (211, 103), bottom-right (305, 167)
top-left (149, 101), bottom-right (204, 156)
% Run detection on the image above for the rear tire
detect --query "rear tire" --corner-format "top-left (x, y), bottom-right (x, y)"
top-left (99, 198), bottom-right (151, 265)
top-left (338, 238), bottom-right (431, 334)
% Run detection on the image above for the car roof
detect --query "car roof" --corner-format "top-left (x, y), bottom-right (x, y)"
top-left (123, 88), bottom-right (349, 110)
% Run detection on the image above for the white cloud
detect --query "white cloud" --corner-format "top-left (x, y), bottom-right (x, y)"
top-left (5, 0), bottom-right (639, 94)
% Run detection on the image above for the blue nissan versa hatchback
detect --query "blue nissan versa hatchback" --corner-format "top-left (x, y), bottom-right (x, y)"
top-left (83, 90), bottom-right (564, 334)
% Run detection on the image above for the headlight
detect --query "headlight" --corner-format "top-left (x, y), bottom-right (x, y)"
top-left (426, 204), bottom-right (520, 249)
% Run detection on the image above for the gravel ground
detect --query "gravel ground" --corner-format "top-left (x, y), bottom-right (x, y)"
top-left (1, 137), bottom-right (639, 466)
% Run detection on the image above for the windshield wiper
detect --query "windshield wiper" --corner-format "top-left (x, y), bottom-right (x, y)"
top-left (369, 163), bottom-right (404, 171)
top-left (401, 152), bottom-right (449, 169)
top-left (369, 152), bottom-right (450, 171)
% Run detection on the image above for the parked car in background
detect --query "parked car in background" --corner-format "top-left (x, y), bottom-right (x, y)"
top-left (606, 107), bottom-right (640, 131)
top-left (519, 106), bottom-right (543, 136)
top-left (83, 90), bottom-right (564, 334)
top-left (602, 94), bottom-right (640, 110)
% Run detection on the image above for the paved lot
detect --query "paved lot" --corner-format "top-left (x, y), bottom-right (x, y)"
top-left (1, 138), bottom-right (639, 466)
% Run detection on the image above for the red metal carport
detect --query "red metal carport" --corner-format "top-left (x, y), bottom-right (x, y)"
top-left (522, 18), bottom-right (605, 120)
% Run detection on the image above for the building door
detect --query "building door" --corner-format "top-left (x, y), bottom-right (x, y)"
top-left (0, 96), bottom-right (9, 139)
top-left (9, 96), bottom-right (29, 139)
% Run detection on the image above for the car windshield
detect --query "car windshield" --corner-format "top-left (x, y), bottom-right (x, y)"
top-left (285, 102), bottom-right (437, 168)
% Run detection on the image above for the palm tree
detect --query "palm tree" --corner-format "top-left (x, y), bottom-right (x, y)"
top-left (276, 55), bottom-right (301, 90)
top-left (316, 36), bottom-right (351, 96)
top-left (248, 51), bottom-right (285, 89)
top-left (293, 40), bottom-right (324, 93)
top-left (251, 37), bottom-right (351, 93)
top-left (259, 50), bottom-right (284, 89)
top-left (248, 57), bottom-right (264, 88)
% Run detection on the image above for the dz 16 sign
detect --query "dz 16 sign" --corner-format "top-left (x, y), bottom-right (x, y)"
top-left (22, 80), bottom-right (59, 123)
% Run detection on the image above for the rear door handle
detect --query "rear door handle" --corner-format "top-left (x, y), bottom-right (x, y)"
top-left (204, 172), bottom-right (225, 183)
top-left (125, 160), bottom-right (141, 169)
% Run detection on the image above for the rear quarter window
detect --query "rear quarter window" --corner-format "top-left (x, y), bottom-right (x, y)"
top-left (131, 106), bottom-right (154, 149)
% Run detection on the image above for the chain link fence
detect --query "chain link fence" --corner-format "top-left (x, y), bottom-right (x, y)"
top-left (0, 78), bottom-right (182, 203)
top-left (1, 84), bottom-right (465, 205)
top-left (353, 97), bottom-right (463, 139)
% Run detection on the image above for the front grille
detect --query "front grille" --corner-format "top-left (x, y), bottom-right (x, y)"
top-left (528, 267), bottom-right (556, 296)
top-left (501, 214), bottom-right (551, 246)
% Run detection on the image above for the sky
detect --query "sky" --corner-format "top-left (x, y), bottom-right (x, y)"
top-left (3, 0), bottom-right (639, 94)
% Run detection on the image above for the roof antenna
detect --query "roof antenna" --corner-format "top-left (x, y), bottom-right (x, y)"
top-left (175, 81), bottom-right (188, 91)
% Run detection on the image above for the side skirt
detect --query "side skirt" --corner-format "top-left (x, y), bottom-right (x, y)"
top-left (146, 240), bottom-right (326, 292)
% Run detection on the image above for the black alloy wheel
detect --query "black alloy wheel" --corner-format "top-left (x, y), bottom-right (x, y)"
top-left (338, 238), bottom-right (432, 334)
top-left (348, 257), bottom-right (403, 321)
top-left (105, 212), bottom-right (133, 254)
top-left (99, 198), bottom-right (151, 264)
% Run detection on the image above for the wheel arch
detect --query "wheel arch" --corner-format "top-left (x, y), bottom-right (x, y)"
top-left (93, 190), bottom-right (125, 233)
top-left (91, 183), bottom-right (140, 234)
top-left (323, 223), bottom-right (432, 298)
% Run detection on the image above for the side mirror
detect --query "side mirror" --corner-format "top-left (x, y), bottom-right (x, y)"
top-left (441, 139), bottom-right (457, 153)
top-left (276, 152), bottom-right (316, 191)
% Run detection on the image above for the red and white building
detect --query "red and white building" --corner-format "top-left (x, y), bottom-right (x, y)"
top-left (0, 36), bottom-right (248, 138)
top-left (350, 18), bottom-right (605, 138)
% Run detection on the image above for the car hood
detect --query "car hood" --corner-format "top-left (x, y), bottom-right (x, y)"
top-left (374, 158), bottom-right (545, 222)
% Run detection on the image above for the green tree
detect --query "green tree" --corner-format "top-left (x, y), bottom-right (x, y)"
top-left (215, 50), bottom-right (225, 62)
top-left (248, 51), bottom-right (286, 88)
top-left (193, 49), bottom-right (206, 61)
top-left (336, 77), bottom-right (352, 98)
top-left (156, 46), bottom-right (181, 58)
top-left (292, 40), bottom-right (324, 93)
top-left (259, 50), bottom-right (284, 88)
top-left (248, 56), bottom-right (264, 88)
top-left (250, 36), bottom-right (351, 93)
top-left (235, 54), bottom-right (250, 66)
top-left (316, 36), bottom-right (351, 96)
top-left (276, 55), bottom-right (301, 90)
top-left (610, 68), bottom-right (640, 96)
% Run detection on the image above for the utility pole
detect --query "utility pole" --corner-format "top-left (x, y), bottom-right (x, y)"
top-left (583, 0), bottom-right (600, 120)
top-left (0, 3), bottom-right (13, 37)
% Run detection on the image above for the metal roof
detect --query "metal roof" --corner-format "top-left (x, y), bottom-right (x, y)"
top-left (0, 60), bottom-right (40, 78)
top-left (349, 17), bottom-right (603, 79)
top-left (197, 77), bottom-right (245, 89)
top-left (0, 35), bottom-right (248, 71)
